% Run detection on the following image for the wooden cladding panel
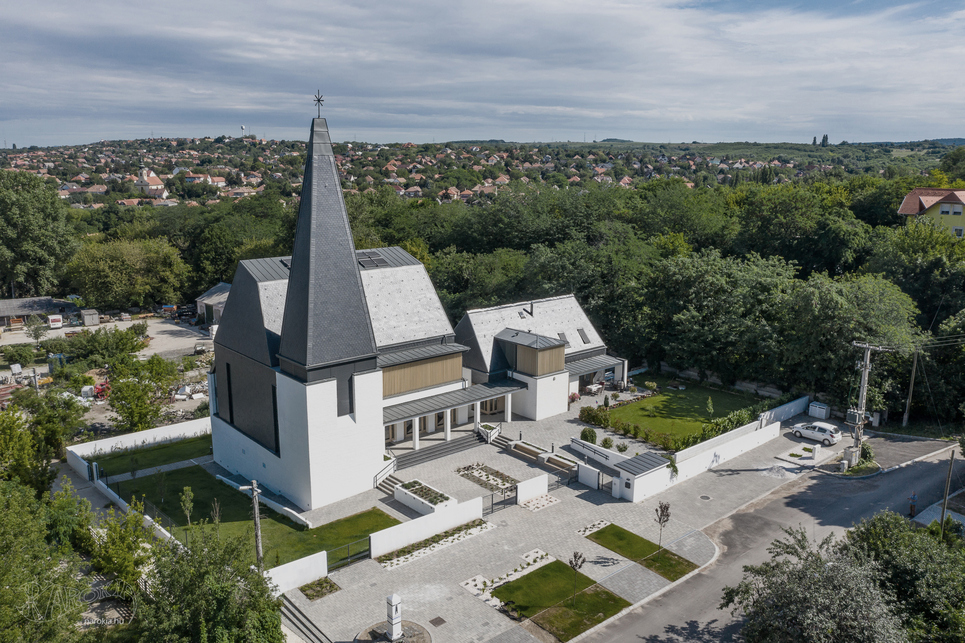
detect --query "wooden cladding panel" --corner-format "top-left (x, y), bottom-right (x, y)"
top-left (538, 346), bottom-right (565, 375)
top-left (383, 353), bottom-right (462, 397)
top-left (517, 346), bottom-right (539, 376)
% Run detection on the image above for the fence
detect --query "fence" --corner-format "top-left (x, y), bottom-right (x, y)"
top-left (327, 538), bottom-right (370, 571)
top-left (483, 488), bottom-right (517, 516)
top-left (548, 468), bottom-right (576, 490)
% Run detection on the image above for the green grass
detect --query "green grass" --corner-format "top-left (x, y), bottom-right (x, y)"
top-left (492, 561), bottom-right (595, 618)
top-left (844, 462), bottom-right (880, 476)
top-left (89, 435), bottom-right (213, 477)
top-left (531, 585), bottom-right (630, 641)
top-left (587, 524), bottom-right (697, 582)
top-left (609, 374), bottom-right (757, 438)
top-left (876, 420), bottom-right (961, 441)
top-left (113, 465), bottom-right (400, 568)
top-left (300, 576), bottom-right (340, 601)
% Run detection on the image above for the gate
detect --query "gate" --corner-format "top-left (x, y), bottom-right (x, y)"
top-left (549, 468), bottom-right (576, 491)
top-left (327, 537), bottom-right (370, 571)
top-left (483, 486), bottom-right (517, 516)
top-left (600, 473), bottom-right (613, 493)
top-left (87, 461), bottom-right (95, 482)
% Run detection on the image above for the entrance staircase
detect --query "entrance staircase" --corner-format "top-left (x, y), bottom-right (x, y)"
top-left (492, 434), bottom-right (512, 451)
top-left (394, 432), bottom-right (487, 471)
top-left (281, 596), bottom-right (332, 643)
top-left (376, 473), bottom-right (404, 496)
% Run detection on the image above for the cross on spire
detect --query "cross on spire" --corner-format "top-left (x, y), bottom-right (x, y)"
top-left (314, 91), bottom-right (324, 117)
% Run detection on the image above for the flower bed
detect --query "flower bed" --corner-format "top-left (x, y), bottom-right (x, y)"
top-left (394, 480), bottom-right (455, 514)
top-left (457, 463), bottom-right (518, 493)
top-left (377, 519), bottom-right (493, 568)
top-left (299, 577), bottom-right (340, 601)
top-left (400, 480), bottom-right (450, 505)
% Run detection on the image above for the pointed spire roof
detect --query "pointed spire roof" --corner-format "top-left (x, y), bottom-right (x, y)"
top-left (278, 118), bottom-right (378, 376)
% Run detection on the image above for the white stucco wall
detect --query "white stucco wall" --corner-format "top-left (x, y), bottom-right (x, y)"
top-left (265, 550), bottom-right (328, 597)
top-left (394, 482), bottom-right (456, 515)
top-left (369, 497), bottom-right (483, 558)
top-left (569, 437), bottom-right (630, 468)
top-left (577, 462), bottom-right (601, 488)
top-left (383, 379), bottom-right (465, 407)
top-left (508, 371), bottom-right (569, 421)
top-left (516, 474), bottom-right (548, 504)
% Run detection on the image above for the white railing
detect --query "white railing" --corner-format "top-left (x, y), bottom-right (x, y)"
top-left (374, 456), bottom-right (397, 488)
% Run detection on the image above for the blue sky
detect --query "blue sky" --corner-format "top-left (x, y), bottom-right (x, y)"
top-left (1, 0), bottom-right (962, 147)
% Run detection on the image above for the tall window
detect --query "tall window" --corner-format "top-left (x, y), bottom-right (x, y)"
top-left (225, 363), bottom-right (234, 424)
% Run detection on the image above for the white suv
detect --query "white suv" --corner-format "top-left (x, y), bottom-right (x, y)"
top-left (791, 421), bottom-right (841, 446)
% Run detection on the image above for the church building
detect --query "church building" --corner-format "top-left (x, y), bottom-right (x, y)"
top-left (208, 118), bottom-right (625, 511)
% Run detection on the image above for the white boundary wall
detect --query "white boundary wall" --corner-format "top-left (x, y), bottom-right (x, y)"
top-left (265, 550), bottom-right (328, 597)
top-left (569, 438), bottom-right (630, 468)
top-left (760, 395), bottom-right (810, 426)
top-left (216, 476), bottom-right (314, 528)
top-left (66, 418), bottom-right (212, 478)
top-left (516, 474), bottom-right (548, 504)
top-left (577, 462), bottom-right (601, 489)
top-left (369, 497), bottom-right (483, 559)
top-left (616, 421), bottom-right (781, 503)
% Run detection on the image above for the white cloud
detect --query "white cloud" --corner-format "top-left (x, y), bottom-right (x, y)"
top-left (1, 0), bottom-right (962, 146)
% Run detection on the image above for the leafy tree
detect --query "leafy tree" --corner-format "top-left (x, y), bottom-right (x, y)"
top-left (0, 480), bottom-right (86, 642)
top-left (65, 237), bottom-right (189, 310)
top-left (939, 146), bottom-right (965, 181)
top-left (0, 405), bottom-right (56, 496)
top-left (109, 378), bottom-right (164, 433)
top-left (138, 527), bottom-right (284, 643)
top-left (3, 343), bottom-right (34, 367)
top-left (0, 171), bottom-right (78, 298)
top-left (23, 314), bottom-right (49, 345)
top-left (11, 386), bottom-right (87, 457)
top-left (180, 486), bottom-right (194, 528)
top-left (92, 499), bottom-right (152, 588)
top-left (47, 475), bottom-right (96, 554)
top-left (721, 526), bottom-right (906, 643)
top-left (844, 511), bottom-right (965, 641)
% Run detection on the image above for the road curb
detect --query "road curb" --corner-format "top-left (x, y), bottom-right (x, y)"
top-left (866, 430), bottom-right (953, 442)
top-left (879, 443), bottom-right (958, 474)
top-left (567, 535), bottom-right (722, 643)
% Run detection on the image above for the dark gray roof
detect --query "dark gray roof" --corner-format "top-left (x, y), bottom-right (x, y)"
top-left (495, 328), bottom-right (565, 349)
top-left (215, 262), bottom-right (282, 366)
top-left (0, 297), bottom-right (68, 319)
top-left (377, 343), bottom-right (469, 368)
top-left (278, 118), bottom-right (378, 373)
top-left (196, 282), bottom-right (232, 305)
top-left (564, 353), bottom-right (624, 377)
top-left (615, 452), bottom-right (669, 477)
top-left (383, 379), bottom-right (527, 424)
top-left (242, 257), bottom-right (291, 282)
top-left (355, 246), bottom-right (421, 270)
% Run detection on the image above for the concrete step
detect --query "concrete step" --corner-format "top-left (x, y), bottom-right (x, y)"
top-left (492, 434), bottom-right (512, 450)
top-left (377, 474), bottom-right (404, 496)
top-left (395, 432), bottom-right (487, 471)
top-left (281, 596), bottom-right (332, 643)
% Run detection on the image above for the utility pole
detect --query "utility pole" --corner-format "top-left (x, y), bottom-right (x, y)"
top-left (940, 451), bottom-right (956, 540)
top-left (846, 342), bottom-right (893, 465)
top-left (902, 348), bottom-right (919, 427)
top-left (239, 479), bottom-right (264, 570)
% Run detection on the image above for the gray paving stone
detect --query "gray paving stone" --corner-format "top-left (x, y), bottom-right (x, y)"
top-left (598, 563), bottom-right (670, 604)
top-left (484, 626), bottom-right (542, 643)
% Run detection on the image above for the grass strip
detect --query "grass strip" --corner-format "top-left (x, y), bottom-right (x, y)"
top-left (88, 435), bottom-right (212, 477)
top-left (587, 523), bottom-right (697, 582)
top-left (299, 577), bottom-right (340, 601)
top-left (531, 585), bottom-right (630, 642)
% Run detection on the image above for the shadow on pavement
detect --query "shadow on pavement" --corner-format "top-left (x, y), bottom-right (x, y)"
top-left (639, 618), bottom-right (742, 642)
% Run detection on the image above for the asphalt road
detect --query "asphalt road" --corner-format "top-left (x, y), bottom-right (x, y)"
top-left (584, 448), bottom-right (965, 642)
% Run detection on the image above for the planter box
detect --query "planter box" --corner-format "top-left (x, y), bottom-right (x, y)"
top-left (511, 441), bottom-right (548, 459)
top-left (394, 480), bottom-right (456, 515)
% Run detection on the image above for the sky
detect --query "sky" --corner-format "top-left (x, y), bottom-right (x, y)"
top-left (2, 0), bottom-right (963, 147)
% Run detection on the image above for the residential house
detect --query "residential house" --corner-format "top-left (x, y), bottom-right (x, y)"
top-left (898, 188), bottom-right (965, 238)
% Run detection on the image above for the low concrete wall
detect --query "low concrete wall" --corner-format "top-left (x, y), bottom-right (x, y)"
top-left (67, 417), bottom-right (212, 479)
top-left (393, 481), bottom-right (456, 515)
top-left (760, 395), bottom-right (810, 426)
top-left (216, 475), bottom-right (313, 528)
top-left (369, 497), bottom-right (483, 559)
top-left (516, 474), bottom-right (548, 504)
top-left (578, 462), bottom-right (601, 489)
top-left (265, 550), bottom-right (328, 597)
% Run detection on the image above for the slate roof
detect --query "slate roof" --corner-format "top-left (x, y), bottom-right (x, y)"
top-left (455, 295), bottom-right (606, 374)
top-left (383, 379), bottom-right (527, 424)
top-left (278, 118), bottom-right (379, 372)
top-left (377, 343), bottom-right (469, 368)
top-left (615, 451), bottom-right (668, 477)
top-left (214, 259), bottom-right (289, 367)
top-left (0, 297), bottom-right (66, 319)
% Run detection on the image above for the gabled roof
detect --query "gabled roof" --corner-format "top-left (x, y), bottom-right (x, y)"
top-left (898, 188), bottom-right (965, 215)
top-left (214, 258), bottom-right (290, 367)
top-left (196, 282), bottom-right (232, 306)
top-left (455, 295), bottom-right (606, 374)
top-left (277, 119), bottom-right (378, 374)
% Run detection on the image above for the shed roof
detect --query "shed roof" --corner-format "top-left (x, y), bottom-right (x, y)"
top-left (196, 282), bottom-right (232, 306)
top-left (383, 379), bottom-right (526, 424)
top-left (0, 297), bottom-right (68, 319)
top-left (615, 452), bottom-right (668, 477)
top-left (495, 328), bottom-right (565, 349)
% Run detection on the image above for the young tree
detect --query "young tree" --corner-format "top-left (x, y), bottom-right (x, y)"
top-left (0, 404), bottom-right (56, 496)
top-left (180, 486), bottom-right (194, 528)
top-left (109, 378), bottom-right (163, 433)
top-left (23, 314), bottom-right (49, 345)
top-left (155, 467), bottom-right (167, 506)
top-left (211, 497), bottom-right (222, 538)
top-left (706, 396), bottom-right (714, 418)
top-left (721, 526), bottom-right (905, 643)
top-left (568, 551), bottom-right (586, 607)
top-left (654, 501), bottom-right (671, 549)
top-left (47, 475), bottom-right (96, 554)
top-left (138, 528), bottom-right (284, 643)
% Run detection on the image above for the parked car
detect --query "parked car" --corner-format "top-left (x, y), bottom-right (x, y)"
top-left (791, 421), bottom-right (841, 446)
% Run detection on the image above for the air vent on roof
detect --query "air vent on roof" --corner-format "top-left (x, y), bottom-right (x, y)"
top-left (558, 332), bottom-right (569, 347)
top-left (280, 258), bottom-right (291, 270)
top-left (518, 311), bottom-right (526, 318)
top-left (577, 328), bottom-right (590, 344)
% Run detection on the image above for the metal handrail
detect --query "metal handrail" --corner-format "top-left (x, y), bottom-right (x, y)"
top-left (374, 457), bottom-right (397, 488)
top-left (571, 437), bottom-right (614, 462)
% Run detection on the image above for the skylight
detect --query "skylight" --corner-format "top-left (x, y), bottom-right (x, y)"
top-left (577, 328), bottom-right (590, 344)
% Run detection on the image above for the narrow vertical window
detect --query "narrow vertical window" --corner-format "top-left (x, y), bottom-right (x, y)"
top-left (348, 374), bottom-right (355, 415)
top-left (225, 363), bottom-right (234, 424)
top-left (271, 385), bottom-right (280, 455)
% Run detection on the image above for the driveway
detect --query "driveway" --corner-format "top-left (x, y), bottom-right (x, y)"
top-left (865, 431), bottom-right (956, 470)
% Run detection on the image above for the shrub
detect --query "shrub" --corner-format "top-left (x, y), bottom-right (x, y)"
top-left (612, 393), bottom-right (620, 400)
top-left (603, 394), bottom-right (610, 408)
top-left (568, 392), bottom-right (580, 403)
top-left (860, 441), bottom-right (874, 463)
top-left (580, 427), bottom-right (597, 445)
top-left (629, 386), bottom-right (637, 393)
top-left (3, 344), bottom-right (35, 367)
top-left (644, 381), bottom-right (657, 391)
top-left (616, 443), bottom-right (628, 453)
top-left (601, 437), bottom-right (613, 449)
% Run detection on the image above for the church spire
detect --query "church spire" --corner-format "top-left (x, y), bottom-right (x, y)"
top-left (277, 118), bottom-right (377, 379)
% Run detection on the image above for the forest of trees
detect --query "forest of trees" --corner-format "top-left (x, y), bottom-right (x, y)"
top-left (2, 147), bottom-right (965, 426)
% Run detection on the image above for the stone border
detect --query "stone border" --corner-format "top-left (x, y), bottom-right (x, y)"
top-left (461, 548), bottom-right (554, 608)
top-left (379, 521), bottom-right (495, 570)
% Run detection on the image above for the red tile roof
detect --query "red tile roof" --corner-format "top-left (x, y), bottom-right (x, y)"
top-left (898, 188), bottom-right (965, 215)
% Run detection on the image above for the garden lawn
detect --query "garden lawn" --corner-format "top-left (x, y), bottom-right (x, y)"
top-left (113, 465), bottom-right (399, 568)
top-left (610, 374), bottom-right (757, 438)
top-left (88, 435), bottom-right (213, 477)
top-left (492, 561), bottom-right (628, 641)
top-left (587, 524), bottom-right (697, 582)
